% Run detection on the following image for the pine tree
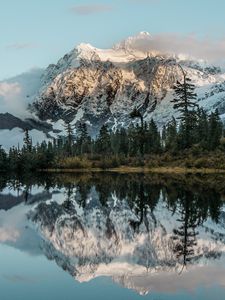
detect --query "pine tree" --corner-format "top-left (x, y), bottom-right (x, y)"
top-left (64, 121), bottom-right (74, 155)
top-left (96, 124), bottom-right (111, 154)
top-left (208, 109), bottom-right (223, 150)
top-left (147, 119), bottom-right (161, 153)
top-left (118, 128), bottom-right (129, 156)
top-left (76, 123), bottom-right (91, 155)
top-left (171, 191), bottom-right (199, 271)
top-left (163, 117), bottom-right (178, 152)
top-left (196, 108), bottom-right (209, 148)
top-left (23, 129), bottom-right (32, 152)
top-left (0, 145), bottom-right (8, 171)
top-left (171, 74), bottom-right (198, 148)
top-left (130, 108), bottom-right (145, 155)
top-left (127, 124), bottom-right (138, 156)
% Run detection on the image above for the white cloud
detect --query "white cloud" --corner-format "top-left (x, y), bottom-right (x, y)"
top-left (71, 4), bottom-right (112, 15)
top-left (124, 32), bottom-right (225, 63)
top-left (0, 82), bottom-right (23, 116)
top-left (0, 69), bottom-right (43, 118)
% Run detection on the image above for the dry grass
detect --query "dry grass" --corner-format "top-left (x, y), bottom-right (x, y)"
top-left (43, 151), bottom-right (225, 174)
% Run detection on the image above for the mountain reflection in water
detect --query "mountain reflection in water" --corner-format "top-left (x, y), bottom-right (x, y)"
top-left (0, 173), bottom-right (225, 297)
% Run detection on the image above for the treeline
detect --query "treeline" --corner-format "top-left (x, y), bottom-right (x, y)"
top-left (0, 107), bottom-right (224, 172)
top-left (64, 107), bottom-right (224, 157)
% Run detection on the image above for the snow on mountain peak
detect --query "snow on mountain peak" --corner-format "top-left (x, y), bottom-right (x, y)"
top-left (113, 31), bottom-right (152, 53)
top-left (76, 43), bottom-right (100, 61)
top-left (139, 31), bottom-right (151, 36)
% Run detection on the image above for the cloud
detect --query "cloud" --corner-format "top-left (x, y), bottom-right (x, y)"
top-left (123, 32), bottom-right (225, 63)
top-left (0, 69), bottom-right (43, 118)
top-left (124, 264), bottom-right (225, 294)
top-left (6, 43), bottom-right (38, 50)
top-left (0, 82), bottom-right (24, 116)
top-left (71, 4), bottom-right (112, 15)
top-left (0, 228), bottom-right (20, 242)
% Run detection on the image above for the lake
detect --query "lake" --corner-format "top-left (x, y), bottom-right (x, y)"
top-left (0, 172), bottom-right (225, 300)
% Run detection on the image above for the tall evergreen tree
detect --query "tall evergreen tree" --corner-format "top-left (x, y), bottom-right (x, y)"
top-left (163, 117), bottom-right (178, 152)
top-left (196, 108), bottom-right (209, 148)
top-left (118, 127), bottom-right (129, 156)
top-left (23, 129), bottom-right (32, 152)
top-left (64, 121), bottom-right (74, 155)
top-left (147, 119), bottom-right (161, 153)
top-left (76, 122), bottom-right (91, 155)
top-left (130, 108), bottom-right (145, 155)
top-left (96, 124), bottom-right (111, 154)
top-left (171, 191), bottom-right (199, 272)
top-left (208, 109), bottom-right (223, 150)
top-left (0, 145), bottom-right (8, 171)
top-left (171, 73), bottom-right (198, 148)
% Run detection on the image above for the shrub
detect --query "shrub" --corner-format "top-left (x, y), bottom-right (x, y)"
top-left (58, 157), bottom-right (92, 169)
top-left (97, 156), bottom-right (121, 169)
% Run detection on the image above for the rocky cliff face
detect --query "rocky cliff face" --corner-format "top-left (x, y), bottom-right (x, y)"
top-left (30, 32), bottom-right (225, 135)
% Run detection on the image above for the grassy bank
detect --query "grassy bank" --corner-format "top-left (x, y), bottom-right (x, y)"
top-left (41, 151), bottom-right (225, 174)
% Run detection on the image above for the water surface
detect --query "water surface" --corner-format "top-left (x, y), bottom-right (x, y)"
top-left (0, 173), bottom-right (225, 299)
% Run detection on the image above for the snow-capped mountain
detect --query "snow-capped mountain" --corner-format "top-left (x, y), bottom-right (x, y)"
top-left (31, 32), bottom-right (225, 135)
top-left (1, 32), bottom-right (225, 147)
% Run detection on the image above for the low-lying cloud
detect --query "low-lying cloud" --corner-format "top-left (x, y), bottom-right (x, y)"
top-left (71, 4), bottom-right (112, 15)
top-left (127, 32), bottom-right (225, 64)
top-left (0, 69), bottom-right (43, 118)
top-left (0, 82), bottom-right (23, 116)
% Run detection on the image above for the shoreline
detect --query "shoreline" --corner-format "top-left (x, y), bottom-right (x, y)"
top-left (41, 166), bottom-right (225, 174)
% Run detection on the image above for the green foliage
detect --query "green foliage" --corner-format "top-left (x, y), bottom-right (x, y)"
top-left (208, 109), bottom-right (223, 150)
top-left (64, 121), bottom-right (74, 156)
top-left (0, 146), bottom-right (8, 171)
top-left (76, 122), bottom-right (92, 155)
top-left (171, 75), bottom-right (198, 148)
top-left (95, 124), bottom-right (111, 155)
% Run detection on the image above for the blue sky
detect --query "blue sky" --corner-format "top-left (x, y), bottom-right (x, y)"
top-left (1, 0), bottom-right (225, 80)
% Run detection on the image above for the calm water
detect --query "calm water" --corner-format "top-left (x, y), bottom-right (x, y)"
top-left (0, 173), bottom-right (225, 300)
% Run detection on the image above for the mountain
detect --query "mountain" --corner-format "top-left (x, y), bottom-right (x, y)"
top-left (30, 32), bottom-right (225, 135)
top-left (1, 32), bottom-right (225, 147)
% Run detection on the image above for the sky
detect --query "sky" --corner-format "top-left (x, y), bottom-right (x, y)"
top-left (1, 0), bottom-right (225, 80)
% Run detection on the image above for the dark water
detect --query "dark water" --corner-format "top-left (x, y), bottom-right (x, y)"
top-left (0, 172), bottom-right (225, 300)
